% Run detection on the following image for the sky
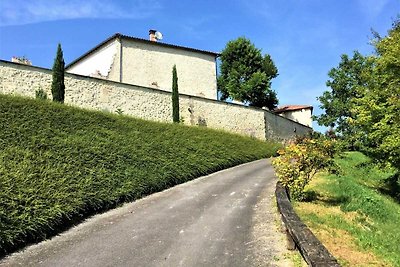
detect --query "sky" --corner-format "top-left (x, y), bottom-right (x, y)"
top-left (0, 0), bottom-right (399, 132)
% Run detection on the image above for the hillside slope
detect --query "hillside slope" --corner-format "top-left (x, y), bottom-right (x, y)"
top-left (0, 94), bottom-right (279, 256)
top-left (295, 152), bottom-right (400, 266)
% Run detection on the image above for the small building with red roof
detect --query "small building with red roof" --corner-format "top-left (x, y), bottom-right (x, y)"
top-left (273, 105), bottom-right (313, 128)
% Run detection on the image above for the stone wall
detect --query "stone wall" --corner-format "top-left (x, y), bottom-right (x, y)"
top-left (0, 60), bottom-right (312, 141)
top-left (265, 112), bottom-right (312, 140)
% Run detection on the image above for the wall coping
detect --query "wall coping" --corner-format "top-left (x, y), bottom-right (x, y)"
top-left (275, 182), bottom-right (340, 267)
top-left (0, 59), bottom-right (313, 130)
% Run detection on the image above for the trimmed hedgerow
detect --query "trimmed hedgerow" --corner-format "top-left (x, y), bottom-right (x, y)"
top-left (0, 94), bottom-right (280, 256)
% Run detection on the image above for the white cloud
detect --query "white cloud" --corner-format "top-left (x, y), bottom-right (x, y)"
top-left (0, 0), bottom-right (162, 26)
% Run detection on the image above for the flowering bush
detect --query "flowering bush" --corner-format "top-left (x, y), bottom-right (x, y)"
top-left (272, 137), bottom-right (337, 201)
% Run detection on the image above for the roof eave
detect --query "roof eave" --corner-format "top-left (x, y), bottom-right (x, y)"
top-left (66, 33), bottom-right (121, 69)
top-left (66, 33), bottom-right (220, 69)
top-left (274, 105), bottom-right (313, 113)
top-left (118, 34), bottom-right (220, 57)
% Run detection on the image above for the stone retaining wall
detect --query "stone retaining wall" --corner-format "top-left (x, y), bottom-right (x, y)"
top-left (275, 183), bottom-right (340, 266)
top-left (0, 60), bottom-right (312, 141)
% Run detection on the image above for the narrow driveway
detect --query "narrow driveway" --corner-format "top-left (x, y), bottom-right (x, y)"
top-left (1, 159), bottom-right (289, 267)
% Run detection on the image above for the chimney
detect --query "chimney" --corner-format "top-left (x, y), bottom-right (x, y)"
top-left (149, 29), bottom-right (157, 42)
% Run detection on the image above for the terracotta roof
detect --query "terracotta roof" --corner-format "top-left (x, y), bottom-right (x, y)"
top-left (66, 33), bottom-right (220, 69)
top-left (273, 105), bottom-right (313, 113)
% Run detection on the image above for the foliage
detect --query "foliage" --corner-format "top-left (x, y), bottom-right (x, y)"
top-left (313, 51), bottom-right (374, 148)
top-left (115, 108), bottom-right (124, 115)
top-left (0, 93), bottom-right (280, 256)
top-left (35, 88), bottom-right (47, 100)
top-left (315, 20), bottom-right (400, 170)
top-left (272, 137), bottom-right (337, 200)
top-left (172, 65), bottom-right (180, 123)
top-left (295, 152), bottom-right (400, 266)
top-left (51, 43), bottom-right (65, 103)
top-left (217, 37), bottom-right (278, 110)
top-left (351, 21), bottom-right (400, 170)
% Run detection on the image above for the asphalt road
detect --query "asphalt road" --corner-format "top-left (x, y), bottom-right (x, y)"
top-left (0, 159), bottom-right (289, 267)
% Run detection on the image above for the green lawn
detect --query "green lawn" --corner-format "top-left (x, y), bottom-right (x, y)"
top-left (295, 152), bottom-right (400, 266)
top-left (0, 94), bottom-right (280, 256)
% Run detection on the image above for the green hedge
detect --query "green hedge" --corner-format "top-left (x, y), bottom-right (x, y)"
top-left (0, 94), bottom-right (280, 256)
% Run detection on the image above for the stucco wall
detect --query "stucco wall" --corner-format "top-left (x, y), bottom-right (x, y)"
top-left (0, 60), bottom-right (311, 141)
top-left (120, 39), bottom-right (217, 100)
top-left (278, 109), bottom-right (313, 127)
top-left (67, 39), bottom-right (119, 79)
top-left (66, 38), bottom-right (217, 100)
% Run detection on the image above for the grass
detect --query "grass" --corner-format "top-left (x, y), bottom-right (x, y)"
top-left (283, 251), bottom-right (307, 267)
top-left (294, 152), bottom-right (400, 266)
top-left (0, 94), bottom-right (280, 257)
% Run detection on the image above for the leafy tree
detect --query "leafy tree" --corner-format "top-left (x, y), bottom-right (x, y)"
top-left (172, 65), bottom-right (180, 123)
top-left (313, 51), bottom-right (374, 148)
top-left (51, 43), bottom-right (65, 103)
top-left (217, 37), bottom-right (278, 110)
top-left (352, 21), bottom-right (400, 169)
top-left (316, 18), bottom-right (400, 170)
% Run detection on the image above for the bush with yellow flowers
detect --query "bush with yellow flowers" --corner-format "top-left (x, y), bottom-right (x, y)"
top-left (272, 137), bottom-right (337, 201)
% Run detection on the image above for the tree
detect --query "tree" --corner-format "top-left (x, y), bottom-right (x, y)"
top-left (217, 37), bottom-right (278, 110)
top-left (51, 43), bottom-right (65, 103)
top-left (315, 19), bottom-right (400, 170)
top-left (352, 21), bottom-right (400, 169)
top-left (313, 51), bottom-right (374, 147)
top-left (172, 65), bottom-right (180, 123)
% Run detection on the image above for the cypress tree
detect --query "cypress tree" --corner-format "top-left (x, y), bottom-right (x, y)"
top-left (172, 65), bottom-right (180, 123)
top-left (51, 43), bottom-right (65, 103)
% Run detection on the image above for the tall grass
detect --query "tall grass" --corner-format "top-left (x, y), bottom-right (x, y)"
top-left (295, 152), bottom-right (400, 266)
top-left (0, 94), bottom-right (280, 256)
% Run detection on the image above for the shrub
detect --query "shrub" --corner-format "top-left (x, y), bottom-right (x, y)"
top-left (35, 88), bottom-right (47, 100)
top-left (0, 93), bottom-right (280, 255)
top-left (272, 137), bottom-right (337, 200)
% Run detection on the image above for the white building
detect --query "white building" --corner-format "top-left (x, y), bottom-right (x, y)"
top-left (274, 105), bottom-right (313, 128)
top-left (66, 31), bottom-right (219, 100)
